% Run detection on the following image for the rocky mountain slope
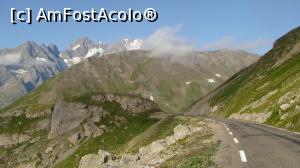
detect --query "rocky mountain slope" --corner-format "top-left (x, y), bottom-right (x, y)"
top-left (189, 26), bottom-right (300, 131)
top-left (0, 42), bottom-right (65, 109)
top-left (0, 38), bottom-right (144, 109)
top-left (0, 93), bottom-right (160, 168)
top-left (78, 117), bottom-right (218, 168)
top-left (1, 49), bottom-right (258, 113)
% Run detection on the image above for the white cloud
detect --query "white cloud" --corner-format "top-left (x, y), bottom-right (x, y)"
top-left (142, 25), bottom-right (195, 56)
top-left (201, 36), bottom-right (271, 51)
top-left (0, 53), bottom-right (22, 65)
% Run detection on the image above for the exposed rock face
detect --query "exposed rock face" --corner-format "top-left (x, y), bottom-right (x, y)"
top-left (0, 93), bottom-right (159, 167)
top-left (79, 154), bottom-right (105, 168)
top-left (79, 150), bottom-right (115, 168)
top-left (0, 41), bottom-right (65, 109)
top-left (48, 101), bottom-right (104, 139)
top-left (83, 121), bottom-right (105, 138)
top-left (92, 94), bottom-right (159, 114)
top-left (0, 134), bottom-right (31, 146)
top-left (229, 112), bottom-right (272, 123)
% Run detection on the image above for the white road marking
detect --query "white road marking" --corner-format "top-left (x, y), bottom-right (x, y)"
top-left (229, 131), bottom-right (233, 135)
top-left (233, 138), bottom-right (239, 143)
top-left (239, 150), bottom-right (247, 162)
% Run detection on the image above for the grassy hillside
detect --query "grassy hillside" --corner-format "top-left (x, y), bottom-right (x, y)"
top-left (0, 50), bottom-right (257, 113)
top-left (194, 27), bottom-right (300, 131)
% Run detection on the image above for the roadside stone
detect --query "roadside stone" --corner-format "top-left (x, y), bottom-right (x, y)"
top-left (280, 104), bottom-right (291, 111)
top-left (150, 139), bottom-right (166, 153)
top-left (121, 153), bottom-right (140, 163)
top-left (280, 113), bottom-right (289, 120)
top-left (139, 145), bottom-right (151, 156)
top-left (189, 126), bottom-right (203, 133)
top-left (164, 135), bottom-right (176, 146)
top-left (45, 146), bottom-right (53, 154)
top-left (174, 124), bottom-right (190, 141)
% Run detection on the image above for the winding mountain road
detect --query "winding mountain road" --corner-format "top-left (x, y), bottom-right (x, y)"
top-left (213, 118), bottom-right (300, 168)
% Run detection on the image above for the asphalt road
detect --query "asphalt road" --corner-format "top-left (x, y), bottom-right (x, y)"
top-left (214, 118), bottom-right (300, 168)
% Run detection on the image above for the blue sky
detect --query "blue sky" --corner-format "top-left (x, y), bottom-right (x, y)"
top-left (1, 0), bottom-right (299, 54)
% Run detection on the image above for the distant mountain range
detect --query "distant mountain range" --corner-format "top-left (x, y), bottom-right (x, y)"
top-left (60, 37), bottom-right (143, 67)
top-left (0, 42), bottom-right (65, 108)
top-left (0, 37), bottom-right (258, 111)
top-left (0, 38), bottom-right (144, 109)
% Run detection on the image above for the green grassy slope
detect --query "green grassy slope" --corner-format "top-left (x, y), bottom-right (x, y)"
top-left (203, 27), bottom-right (300, 131)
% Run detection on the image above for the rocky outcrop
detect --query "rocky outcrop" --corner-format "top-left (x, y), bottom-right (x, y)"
top-left (92, 94), bottom-right (159, 114)
top-left (79, 123), bottom-right (204, 168)
top-left (79, 150), bottom-right (115, 168)
top-left (48, 101), bottom-right (105, 139)
top-left (229, 112), bottom-right (272, 123)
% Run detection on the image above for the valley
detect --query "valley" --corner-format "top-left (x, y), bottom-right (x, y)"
top-left (0, 25), bottom-right (300, 168)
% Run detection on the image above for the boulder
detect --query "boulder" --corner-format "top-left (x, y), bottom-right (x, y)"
top-left (139, 145), bottom-right (151, 156)
top-left (83, 122), bottom-right (104, 137)
top-left (98, 150), bottom-right (115, 163)
top-left (164, 135), bottom-right (176, 146)
top-left (150, 139), bottom-right (166, 154)
top-left (67, 132), bottom-right (82, 145)
top-left (280, 104), bottom-right (291, 111)
top-left (189, 126), bottom-right (203, 133)
top-left (121, 153), bottom-right (140, 163)
top-left (79, 154), bottom-right (104, 168)
top-left (45, 146), bottom-right (53, 154)
top-left (174, 124), bottom-right (190, 141)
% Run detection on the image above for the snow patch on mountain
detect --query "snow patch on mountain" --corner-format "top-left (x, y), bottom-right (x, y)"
top-left (215, 74), bottom-right (221, 77)
top-left (10, 68), bottom-right (28, 78)
top-left (36, 57), bottom-right (48, 62)
top-left (63, 57), bottom-right (82, 66)
top-left (207, 79), bottom-right (216, 83)
top-left (85, 47), bottom-right (104, 59)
